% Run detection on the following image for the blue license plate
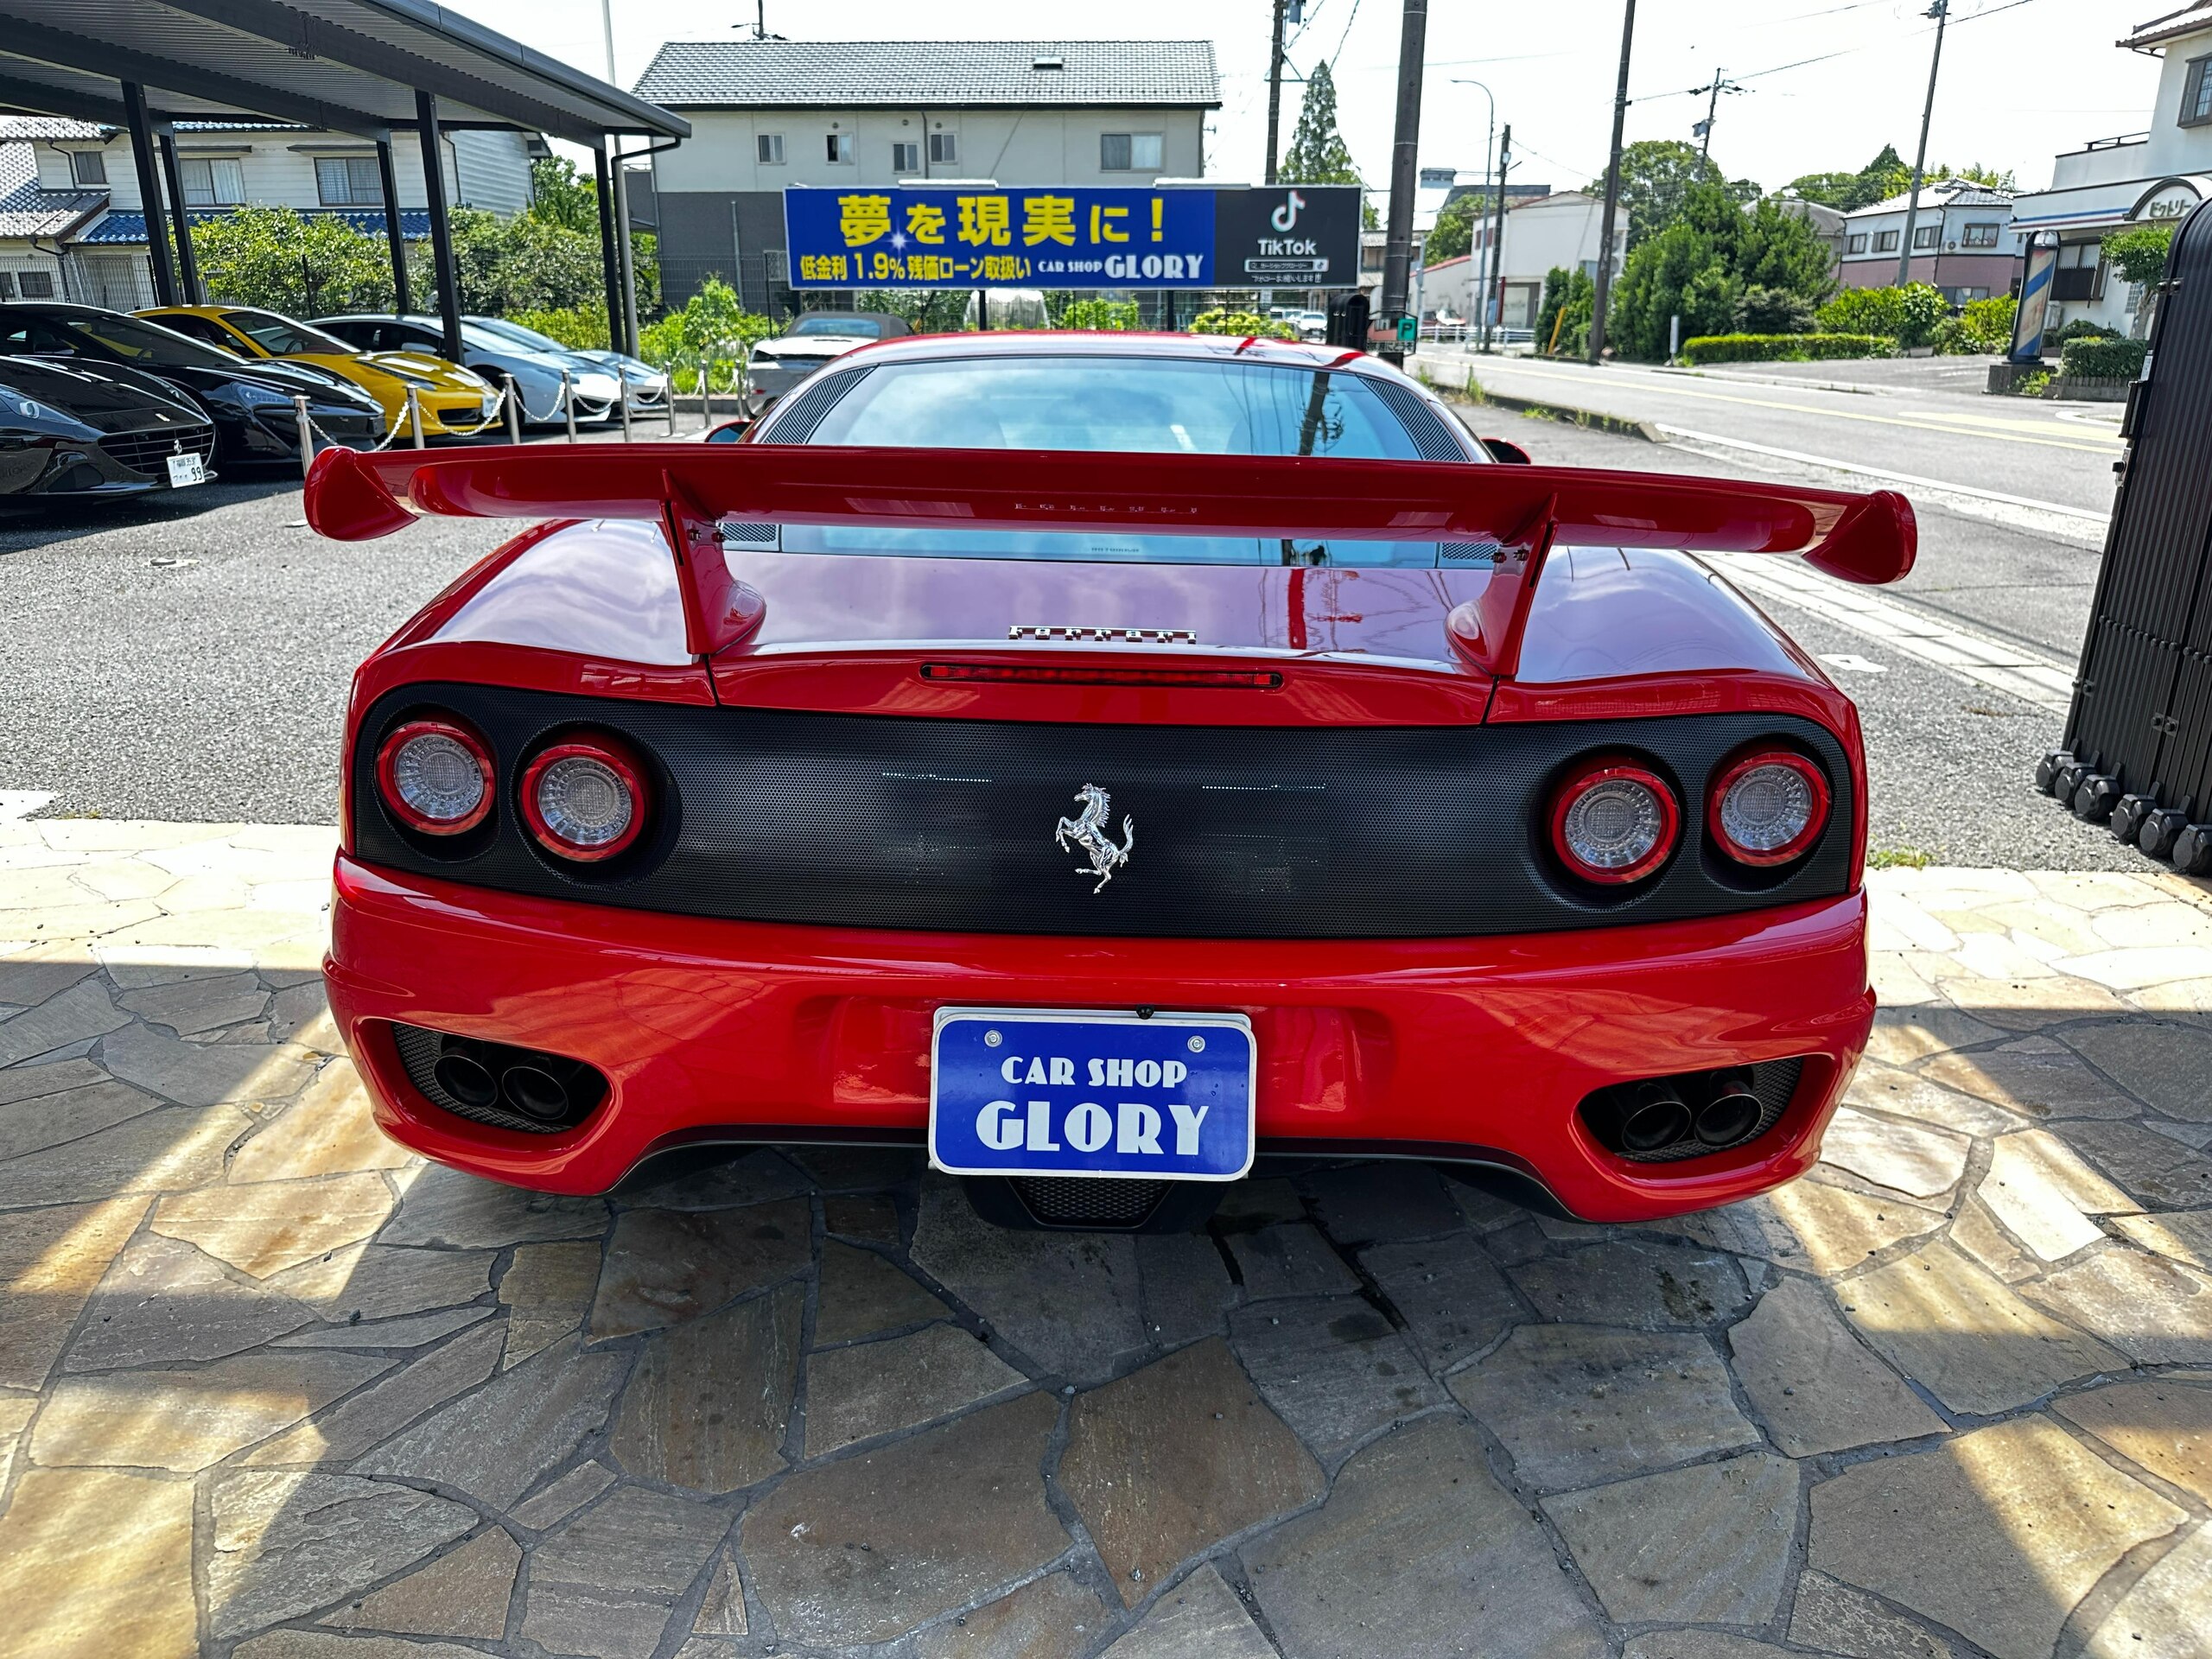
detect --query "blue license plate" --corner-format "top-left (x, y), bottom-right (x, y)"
top-left (929, 1007), bottom-right (1255, 1181)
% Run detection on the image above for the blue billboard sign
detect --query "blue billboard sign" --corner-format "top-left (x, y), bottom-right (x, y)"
top-left (782, 184), bottom-right (1361, 290)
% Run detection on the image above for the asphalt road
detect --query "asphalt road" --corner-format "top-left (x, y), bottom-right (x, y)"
top-left (1417, 347), bottom-right (2125, 517)
top-left (0, 408), bottom-right (2137, 869)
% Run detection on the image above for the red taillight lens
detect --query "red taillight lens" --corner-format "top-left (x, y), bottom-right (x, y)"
top-left (1549, 759), bottom-right (1680, 885)
top-left (520, 736), bottom-right (647, 861)
top-left (376, 719), bottom-right (493, 835)
top-left (1709, 750), bottom-right (1829, 867)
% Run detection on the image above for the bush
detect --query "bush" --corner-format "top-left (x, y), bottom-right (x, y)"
top-left (636, 277), bottom-right (774, 393)
top-left (1735, 284), bottom-right (1819, 334)
top-left (1058, 297), bottom-right (1142, 332)
top-left (507, 302), bottom-right (611, 350)
top-left (194, 205), bottom-right (398, 316)
top-left (1681, 332), bottom-right (1893, 362)
top-left (1815, 283), bottom-right (1947, 349)
top-left (1187, 308), bottom-right (1298, 340)
top-left (1679, 334), bottom-right (1897, 365)
top-left (2049, 318), bottom-right (2118, 346)
top-left (2060, 335), bottom-right (2148, 379)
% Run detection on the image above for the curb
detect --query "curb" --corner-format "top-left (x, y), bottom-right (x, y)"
top-left (1420, 368), bottom-right (1663, 443)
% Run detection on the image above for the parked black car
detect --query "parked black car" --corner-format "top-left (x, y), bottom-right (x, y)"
top-left (0, 354), bottom-right (217, 499)
top-left (0, 302), bottom-right (383, 463)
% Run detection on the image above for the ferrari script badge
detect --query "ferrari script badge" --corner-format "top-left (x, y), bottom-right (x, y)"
top-left (1055, 784), bottom-right (1135, 893)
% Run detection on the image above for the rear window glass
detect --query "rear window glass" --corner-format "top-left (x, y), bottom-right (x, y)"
top-left (749, 353), bottom-right (1477, 568)
top-left (788, 315), bottom-right (890, 338)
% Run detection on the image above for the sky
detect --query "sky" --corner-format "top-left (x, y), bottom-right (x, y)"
top-left (448, 0), bottom-right (2164, 199)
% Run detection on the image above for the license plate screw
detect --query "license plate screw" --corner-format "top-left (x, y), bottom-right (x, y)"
top-left (1188, 1035), bottom-right (1205, 1052)
top-left (984, 1030), bottom-right (1001, 1046)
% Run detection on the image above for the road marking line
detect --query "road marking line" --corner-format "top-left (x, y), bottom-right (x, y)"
top-left (1440, 356), bottom-right (2126, 454)
top-left (1652, 426), bottom-right (2111, 523)
top-left (1699, 552), bottom-right (2076, 714)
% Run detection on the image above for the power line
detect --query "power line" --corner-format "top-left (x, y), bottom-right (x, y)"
top-left (1630, 0), bottom-right (2052, 101)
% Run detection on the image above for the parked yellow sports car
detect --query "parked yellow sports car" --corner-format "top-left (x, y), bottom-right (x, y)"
top-left (136, 305), bottom-right (498, 437)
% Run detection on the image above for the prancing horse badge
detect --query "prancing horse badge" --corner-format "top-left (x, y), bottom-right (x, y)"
top-left (1054, 784), bottom-right (1135, 893)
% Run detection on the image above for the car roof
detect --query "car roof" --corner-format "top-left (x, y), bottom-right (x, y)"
top-left (816, 329), bottom-right (1389, 377)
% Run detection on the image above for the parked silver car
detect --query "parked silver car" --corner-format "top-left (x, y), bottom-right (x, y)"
top-left (745, 311), bottom-right (912, 413)
top-left (465, 315), bottom-right (670, 414)
top-left (309, 314), bottom-right (622, 426)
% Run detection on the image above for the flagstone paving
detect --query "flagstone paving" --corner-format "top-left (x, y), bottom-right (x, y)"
top-left (3, 820), bottom-right (2212, 1656)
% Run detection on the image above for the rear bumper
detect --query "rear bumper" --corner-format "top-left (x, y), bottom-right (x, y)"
top-left (326, 854), bottom-right (1872, 1221)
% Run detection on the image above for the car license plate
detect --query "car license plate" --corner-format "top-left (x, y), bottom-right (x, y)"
top-left (165, 452), bottom-right (205, 488)
top-left (929, 1008), bottom-right (1255, 1181)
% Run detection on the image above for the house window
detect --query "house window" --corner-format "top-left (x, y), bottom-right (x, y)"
top-left (19, 270), bottom-right (54, 297)
top-left (929, 131), bottom-right (957, 164)
top-left (1874, 229), bottom-right (1899, 252)
top-left (1100, 132), bottom-right (1164, 171)
top-left (315, 156), bottom-right (383, 207)
top-left (179, 157), bottom-right (245, 207)
top-left (2183, 54), bottom-right (2212, 127)
top-left (1912, 224), bottom-right (1940, 250)
top-left (826, 132), bottom-right (853, 163)
top-left (0, 272), bottom-right (12, 299)
top-left (1961, 222), bottom-right (1999, 248)
top-left (757, 132), bottom-right (785, 164)
top-left (892, 141), bottom-right (919, 173)
top-left (1847, 232), bottom-right (1868, 254)
top-left (69, 149), bottom-right (107, 187)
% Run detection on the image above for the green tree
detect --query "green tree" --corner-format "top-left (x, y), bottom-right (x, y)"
top-left (2103, 222), bottom-right (2175, 287)
top-left (194, 205), bottom-right (397, 315)
top-left (1424, 191), bottom-right (1484, 265)
top-left (528, 155), bottom-right (600, 235)
top-left (1281, 59), bottom-right (1362, 185)
top-left (1589, 140), bottom-right (1756, 250)
top-left (1606, 183), bottom-right (1837, 359)
top-left (1535, 264), bottom-right (1594, 355)
top-left (1785, 145), bottom-right (1905, 212)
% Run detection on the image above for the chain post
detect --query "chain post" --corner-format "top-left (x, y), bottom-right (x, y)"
top-left (504, 380), bottom-right (522, 444)
top-left (294, 395), bottom-right (313, 480)
top-left (407, 387), bottom-right (425, 449)
top-left (619, 381), bottom-right (633, 442)
top-left (561, 371), bottom-right (577, 443)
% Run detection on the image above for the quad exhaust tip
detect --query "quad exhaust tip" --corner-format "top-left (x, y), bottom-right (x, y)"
top-left (394, 1025), bottom-right (607, 1135)
top-left (1581, 1061), bottom-right (1800, 1164)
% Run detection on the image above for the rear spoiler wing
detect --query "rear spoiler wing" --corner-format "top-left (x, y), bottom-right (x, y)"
top-left (305, 442), bottom-right (1915, 677)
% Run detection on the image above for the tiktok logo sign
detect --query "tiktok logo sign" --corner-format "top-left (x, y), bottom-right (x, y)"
top-left (1271, 190), bottom-right (1306, 232)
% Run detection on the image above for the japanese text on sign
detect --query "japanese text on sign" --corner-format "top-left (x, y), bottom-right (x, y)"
top-left (785, 187), bottom-right (1217, 289)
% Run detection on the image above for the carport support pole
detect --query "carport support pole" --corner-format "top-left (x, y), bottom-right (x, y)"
top-left (594, 146), bottom-right (624, 353)
top-left (611, 156), bottom-right (640, 357)
top-left (376, 138), bottom-right (411, 315)
top-left (155, 132), bottom-right (204, 306)
top-left (415, 91), bottom-right (464, 365)
top-left (120, 83), bottom-right (177, 308)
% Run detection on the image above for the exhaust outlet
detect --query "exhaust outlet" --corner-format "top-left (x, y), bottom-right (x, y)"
top-left (500, 1063), bottom-right (574, 1123)
top-left (431, 1046), bottom-right (498, 1109)
top-left (1618, 1081), bottom-right (1692, 1154)
top-left (1694, 1070), bottom-right (1763, 1147)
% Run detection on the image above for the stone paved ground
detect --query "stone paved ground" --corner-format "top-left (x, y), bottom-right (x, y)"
top-left (4, 820), bottom-right (2212, 1659)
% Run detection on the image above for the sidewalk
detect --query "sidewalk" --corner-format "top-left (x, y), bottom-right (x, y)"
top-left (3, 819), bottom-right (2211, 1657)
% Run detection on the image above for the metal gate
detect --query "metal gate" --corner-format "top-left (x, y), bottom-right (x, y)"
top-left (2037, 198), bottom-right (2212, 874)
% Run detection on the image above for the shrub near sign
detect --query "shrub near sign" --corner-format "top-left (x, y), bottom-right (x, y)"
top-left (783, 185), bottom-right (1360, 289)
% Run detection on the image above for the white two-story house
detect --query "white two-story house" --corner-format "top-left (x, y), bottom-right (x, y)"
top-left (2009, 4), bottom-right (2212, 334)
top-left (0, 115), bottom-right (534, 310)
top-left (632, 39), bottom-right (1219, 312)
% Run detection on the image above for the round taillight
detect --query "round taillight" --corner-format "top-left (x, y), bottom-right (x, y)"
top-left (376, 719), bottom-right (493, 835)
top-left (1550, 759), bottom-right (1680, 885)
top-left (1709, 750), bottom-right (1830, 867)
top-left (520, 737), bottom-right (646, 862)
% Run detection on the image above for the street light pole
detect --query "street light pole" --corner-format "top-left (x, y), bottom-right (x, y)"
top-left (1896, 0), bottom-right (1950, 288)
top-left (1378, 0), bottom-right (1430, 367)
top-left (1452, 79), bottom-right (1496, 353)
top-left (1589, 0), bottom-right (1637, 364)
top-left (1265, 0), bottom-right (1289, 186)
top-left (1487, 124), bottom-right (1511, 349)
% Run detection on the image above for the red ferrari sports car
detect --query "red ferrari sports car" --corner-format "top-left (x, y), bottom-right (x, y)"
top-left (308, 332), bottom-right (1913, 1231)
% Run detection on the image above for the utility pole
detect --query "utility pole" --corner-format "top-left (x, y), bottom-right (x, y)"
top-left (1896, 0), bottom-right (1949, 287)
top-left (1452, 79), bottom-right (1496, 353)
top-left (1486, 124), bottom-right (1511, 349)
top-left (1265, 0), bottom-right (1289, 185)
top-left (1589, 0), bottom-right (1636, 364)
top-left (1378, 0), bottom-right (1429, 366)
top-left (1689, 69), bottom-right (1743, 176)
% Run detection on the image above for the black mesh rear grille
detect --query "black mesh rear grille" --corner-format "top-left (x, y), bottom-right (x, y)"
top-left (1013, 1177), bottom-right (1167, 1227)
top-left (100, 422), bottom-right (215, 475)
top-left (1370, 379), bottom-right (1471, 460)
top-left (350, 685), bottom-right (1856, 939)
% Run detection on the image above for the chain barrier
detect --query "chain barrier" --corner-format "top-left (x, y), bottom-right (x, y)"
top-left (292, 366), bottom-right (681, 478)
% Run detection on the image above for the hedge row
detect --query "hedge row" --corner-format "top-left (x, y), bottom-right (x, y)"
top-left (1679, 334), bottom-right (1898, 365)
top-left (2059, 335), bottom-right (2148, 379)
